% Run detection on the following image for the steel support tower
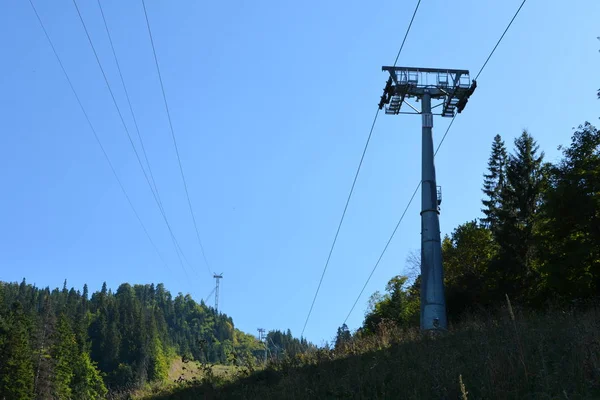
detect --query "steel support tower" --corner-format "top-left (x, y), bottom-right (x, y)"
top-left (257, 328), bottom-right (267, 364)
top-left (379, 66), bottom-right (476, 331)
top-left (213, 273), bottom-right (223, 312)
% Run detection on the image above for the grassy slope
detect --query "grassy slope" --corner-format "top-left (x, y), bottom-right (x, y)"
top-left (168, 358), bottom-right (202, 382)
top-left (133, 359), bottom-right (236, 399)
top-left (144, 307), bottom-right (600, 399)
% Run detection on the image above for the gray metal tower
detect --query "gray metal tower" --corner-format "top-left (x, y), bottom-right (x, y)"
top-left (213, 273), bottom-right (223, 312)
top-left (379, 66), bottom-right (476, 331)
top-left (257, 328), bottom-right (267, 364)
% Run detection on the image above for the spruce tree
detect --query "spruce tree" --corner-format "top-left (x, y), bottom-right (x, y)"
top-left (482, 134), bottom-right (508, 231)
top-left (334, 324), bottom-right (351, 351)
top-left (52, 314), bottom-right (76, 399)
top-left (0, 303), bottom-right (35, 399)
top-left (83, 284), bottom-right (89, 302)
top-left (494, 131), bottom-right (546, 299)
top-left (33, 294), bottom-right (57, 400)
top-left (72, 352), bottom-right (107, 400)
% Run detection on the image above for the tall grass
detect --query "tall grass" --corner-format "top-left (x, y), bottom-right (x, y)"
top-left (142, 306), bottom-right (600, 399)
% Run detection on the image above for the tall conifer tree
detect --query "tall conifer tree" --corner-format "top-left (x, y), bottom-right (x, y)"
top-left (482, 134), bottom-right (508, 231)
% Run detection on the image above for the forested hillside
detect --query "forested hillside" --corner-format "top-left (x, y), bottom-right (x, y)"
top-left (264, 330), bottom-right (315, 360)
top-left (0, 280), bottom-right (265, 398)
top-left (153, 121), bottom-right (600, 399)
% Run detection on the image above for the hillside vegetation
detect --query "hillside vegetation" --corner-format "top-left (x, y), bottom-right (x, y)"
top-left (144, 121), bottom-right (600, 398)
top-left (0, 280), bottom-right (266, 398)
top-left (141, 305), bottom-right (600, 399)
top-left (1, 119), bottom-right (598, 399)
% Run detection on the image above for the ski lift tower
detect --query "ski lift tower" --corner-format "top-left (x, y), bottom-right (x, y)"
top-left (378, 66), bottom-right (476, 331)
top-left (213, 273), bottom-right (223, 312)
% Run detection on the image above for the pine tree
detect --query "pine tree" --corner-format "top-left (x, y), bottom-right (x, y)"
top-left (334, 324), bottom-right (351, 351)
top-left (144, 307), bottom-right (168, 382)
top-left (494, 131), bottom-right (546, 299)
top-left (147, 336), bottom-right (168, 382)
top-left (88, 308), bottom-right (108, 371)
top-left (52, 314), bottom-right (76, 399)
top-left (0, 302), bottom-right (35, 399)
top-left (33, 294), bottom-right (57, 400)
top-left (72, 352), bottom-right (107, 400)
top-left (18, 278), bottom-right (29, 305)
top-left (482, 134), bottom-right (508, 231)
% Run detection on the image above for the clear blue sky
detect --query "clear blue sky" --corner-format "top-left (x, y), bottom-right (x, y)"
top-left (1, 0), bottom-right (598, 344)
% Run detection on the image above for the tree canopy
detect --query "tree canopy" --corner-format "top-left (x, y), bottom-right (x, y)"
top-left (0, 280), bottom-right (271, 397)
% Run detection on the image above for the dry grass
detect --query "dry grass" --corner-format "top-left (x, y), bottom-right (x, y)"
top-left (168, 358), bottom-right (202, 382)
top-left (133, 359), bottom-right (237, 399)
top-left (459, 374), bottom-right (468, 400)
top-left (143, 306), bottom-right (600, 399)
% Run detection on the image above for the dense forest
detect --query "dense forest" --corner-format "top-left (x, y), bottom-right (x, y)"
top-left (264, 330), bottom-right (315, 361)
top-left (0, 280), bottom-right (273, 398)
top-left (339, 121), bottom-right (599, 345)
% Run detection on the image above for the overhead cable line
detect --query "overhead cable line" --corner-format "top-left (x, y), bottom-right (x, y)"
top-left (392, 0), bottom-right (422, 67)
top-left (342, 0), bottom-right (527, 325)
top-left (71, 0), bottom-right (198, 280)
top-left (475, 0), bottom-right (527, 81)
top-left (95, 0), bottom-right (203, 280)
top-left (96, 0), bottom-right (161, 204)
top-left (300, 0), bottom-right (423, 338)
top-left (204, 287), bottom-right (216, 303)
top-left (141, 0), bottom-right (213, 277)
top-left (27, 0), bottom-right (173, 280)
top-left (343, 182), bottom-right (420, 325)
